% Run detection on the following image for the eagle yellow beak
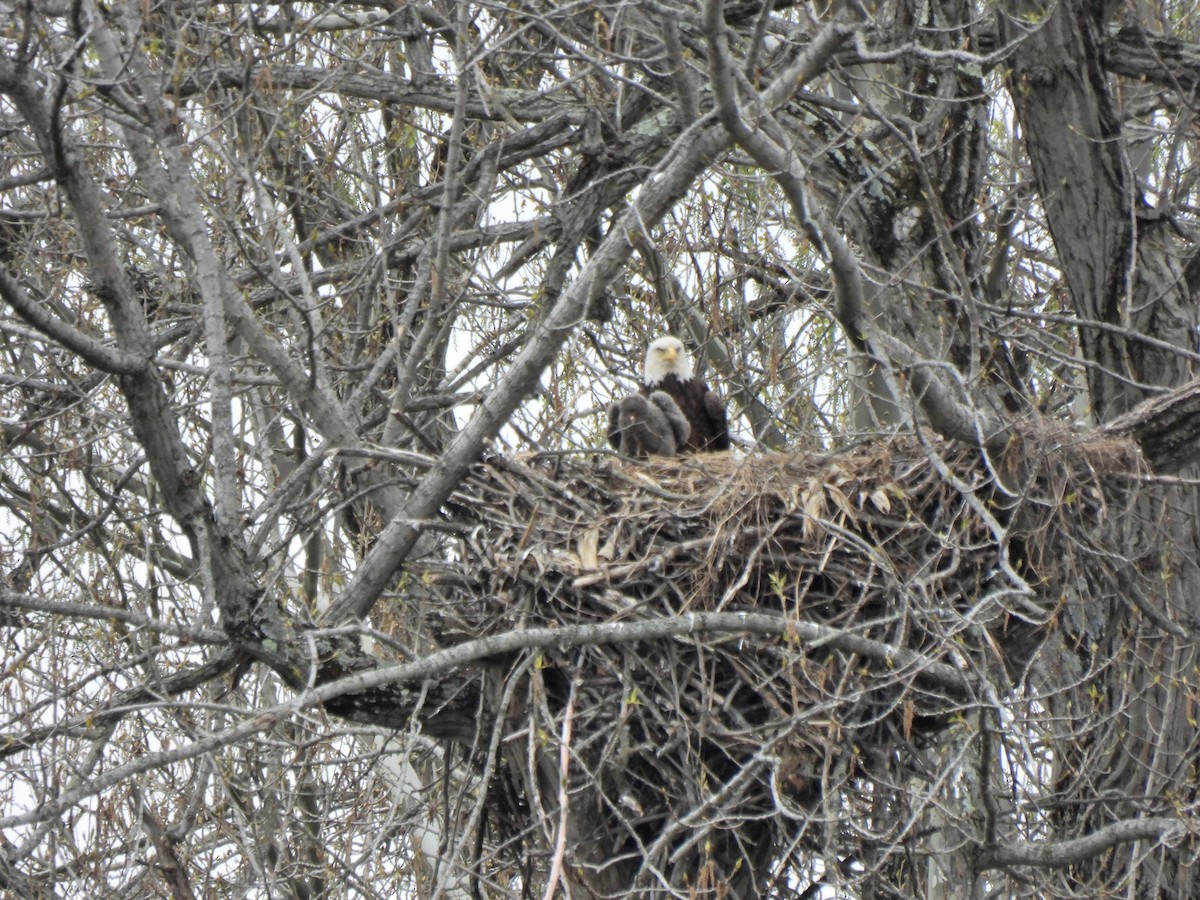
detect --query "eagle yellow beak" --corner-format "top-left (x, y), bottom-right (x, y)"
top-left (662, 346), bottom-right (678, 363)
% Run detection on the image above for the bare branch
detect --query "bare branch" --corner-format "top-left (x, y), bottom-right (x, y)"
top-left (976, 817), bottom-right (1187, 870)
top-left (0, 269), bottom-right (144, 374)
top-left (0, 591), bottom-right (225, 644)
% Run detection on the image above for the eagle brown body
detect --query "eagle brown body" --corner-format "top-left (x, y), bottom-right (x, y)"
top-left (606, 390), bottom-right (691, 458)
top-left (639, 337), bottom-right (730, 453)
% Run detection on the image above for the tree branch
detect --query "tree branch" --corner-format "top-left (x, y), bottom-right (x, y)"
top-left (0, 269), bottom-right (144, 375)
top-left (1106, 26), bottom-right (1200, 91)
top-left (976, 817), bottom-right (1187, 870)
top-left (1103, 377), bottom-right (1200, 473)
top-left (0, 590), bottom-right (225, 644)
top-left (0, 647), bottom-right (238, 763)
top-left (179, 63), bottom-right (584, 125)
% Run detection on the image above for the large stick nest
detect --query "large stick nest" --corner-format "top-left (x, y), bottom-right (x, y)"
top-left (381, 430), bottom-right (1146, 893)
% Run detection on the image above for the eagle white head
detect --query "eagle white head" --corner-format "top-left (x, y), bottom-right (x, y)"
top-left (643, 336), bottom-right (694, 386)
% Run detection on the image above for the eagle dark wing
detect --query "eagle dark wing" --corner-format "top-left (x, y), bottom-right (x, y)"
top-left (700, 387), bottom-right (731, 451)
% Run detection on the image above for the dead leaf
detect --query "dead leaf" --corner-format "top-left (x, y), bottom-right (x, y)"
top-left (599, 526), bottom-right (620, 562)
top-left (826, 482), bottom-right (855, 520)
top-left (578, 527), bottom-right (600, 570)
top-left (802, 477), bottom-right (826, 540)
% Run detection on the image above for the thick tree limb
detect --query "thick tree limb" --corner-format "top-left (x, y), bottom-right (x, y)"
top-left (976, 817), bottom-right (1187, 870)
top-left (1000, 3), bottom-right (1195, 420)
top-left (1103, 377), bottom-right (1200, 473)
top-left (0, 269), bottom-right (144, 374)
top-left (328, 610), bottom-right (971, 701)
top-left (1107, 26), bottom-right (1200, 90)
top-left (0, 52), bottom-right (303, 682)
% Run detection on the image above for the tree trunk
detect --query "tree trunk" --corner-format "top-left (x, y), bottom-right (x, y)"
top-left (1006, 3), bottom-right (1200, 896)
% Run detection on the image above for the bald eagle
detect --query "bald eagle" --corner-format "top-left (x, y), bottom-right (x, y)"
top-left (607, 391), bottom-right (691, 458)
top-left (640, 337), bottom-right (730, 453)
